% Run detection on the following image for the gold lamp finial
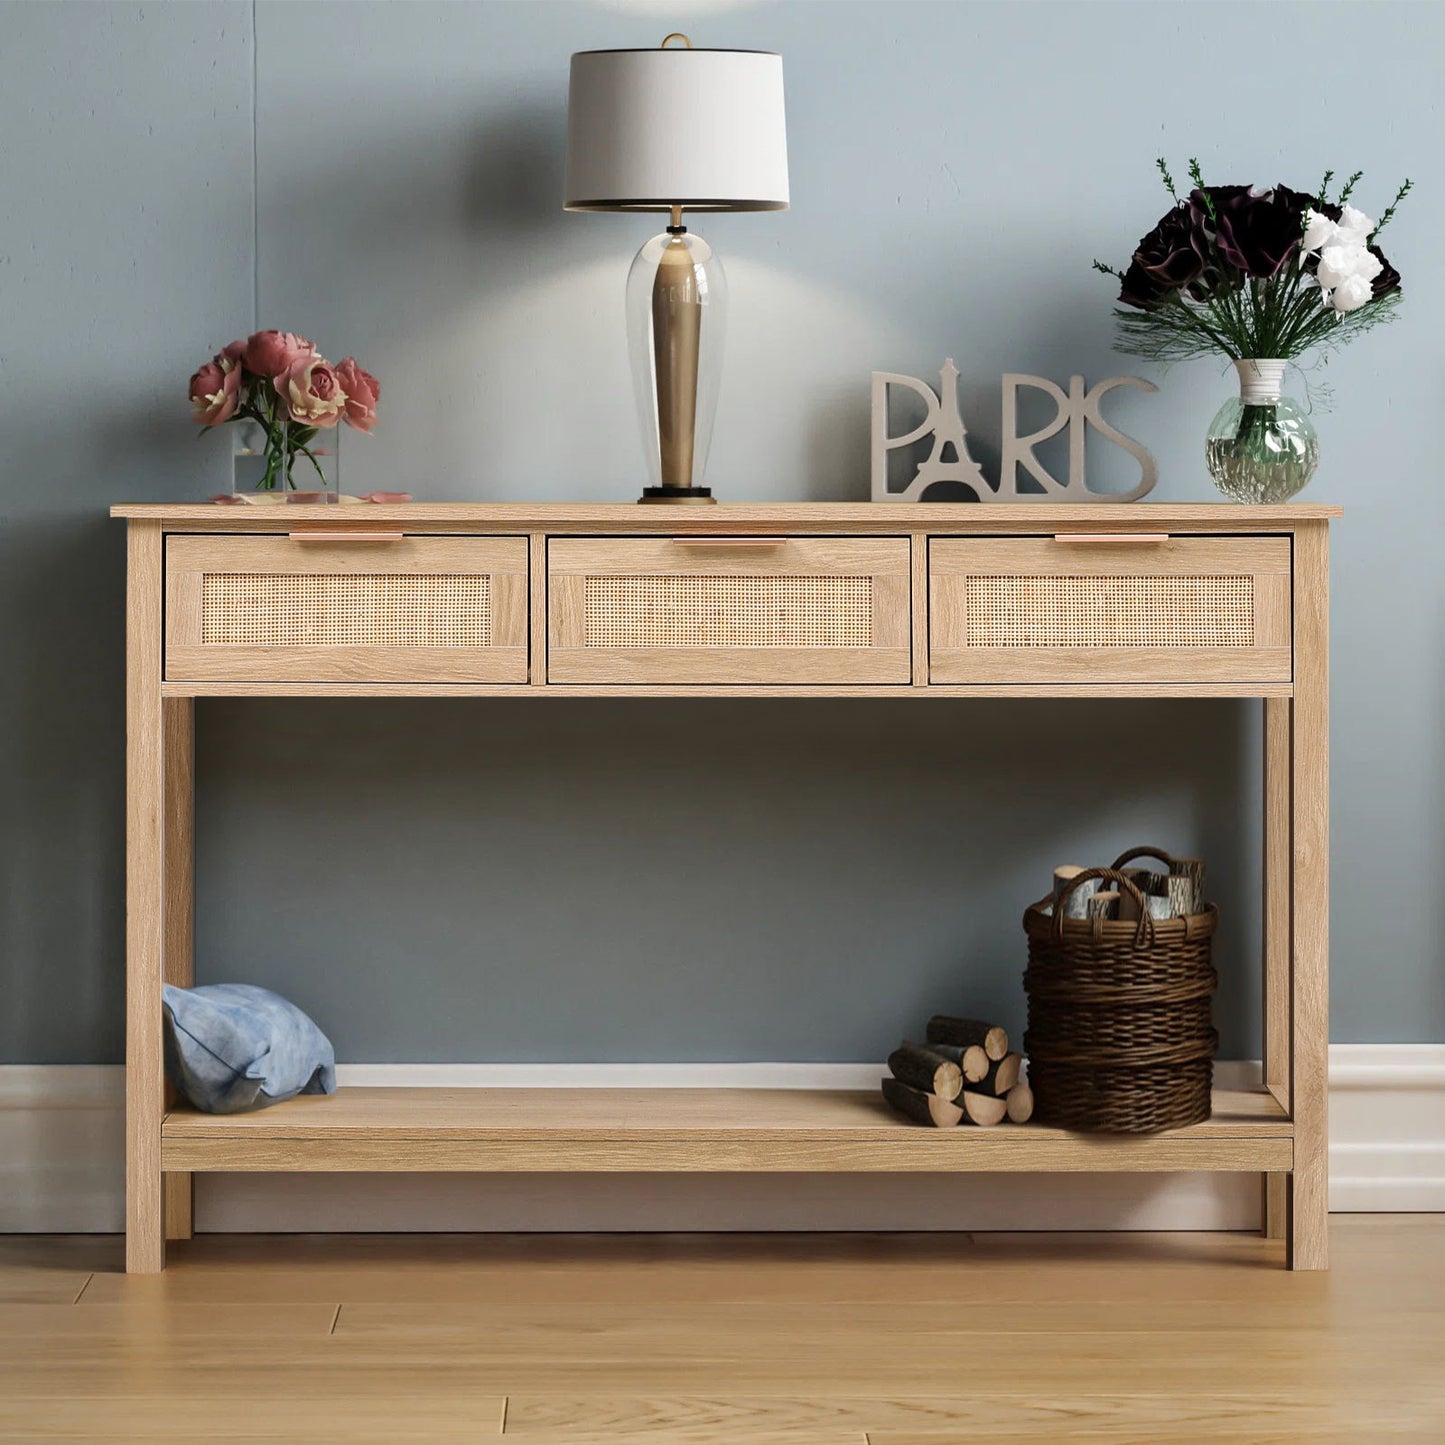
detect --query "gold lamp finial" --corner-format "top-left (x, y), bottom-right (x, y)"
top-left (660, 33), bottom-right (692, 49)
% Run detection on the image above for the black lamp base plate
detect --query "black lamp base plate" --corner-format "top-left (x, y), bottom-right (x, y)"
top-left (638, 487), bottom-right (716, 505)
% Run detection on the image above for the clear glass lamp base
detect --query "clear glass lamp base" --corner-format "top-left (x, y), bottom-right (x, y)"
top-left (626, 227), bottom-right (727, 504)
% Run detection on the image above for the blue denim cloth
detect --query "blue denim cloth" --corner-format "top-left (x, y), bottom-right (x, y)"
top-left (162, 983), bottom-right (336, 1114)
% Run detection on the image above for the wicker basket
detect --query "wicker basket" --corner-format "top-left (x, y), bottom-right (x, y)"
top-left (1022, 847), bottom-right (1219, 1134)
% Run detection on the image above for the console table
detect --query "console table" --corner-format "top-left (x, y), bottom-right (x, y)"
top-left (115, 502), bottom-right (1336, 1273)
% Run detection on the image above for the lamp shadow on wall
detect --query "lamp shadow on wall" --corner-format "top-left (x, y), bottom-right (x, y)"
top-left (262, 98), bottom-right (576, 344)
top-left (457, 107), bottom-right (572, 245)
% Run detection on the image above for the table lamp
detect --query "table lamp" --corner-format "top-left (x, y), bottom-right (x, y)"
top-left (564, 35), bottom-right (789, 504)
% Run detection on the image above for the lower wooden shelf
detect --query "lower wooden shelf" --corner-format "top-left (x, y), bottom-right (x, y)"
top-left (161, 1086), bottom-right (1292, 1175)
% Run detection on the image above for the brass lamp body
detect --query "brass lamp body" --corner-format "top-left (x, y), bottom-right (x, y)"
top-left (651, 232), bottom-right (703, 494)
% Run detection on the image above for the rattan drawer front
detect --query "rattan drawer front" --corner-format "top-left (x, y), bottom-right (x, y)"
top-left (929, 536), bottom-right (1292, 686)
top-left (548, 537), bottom-right (911, 684)
top-left (165, 535), bottom-right (528, 683)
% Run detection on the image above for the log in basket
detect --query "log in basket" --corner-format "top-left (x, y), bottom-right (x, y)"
top-left (1022, 846), bottom-right (1219, 1133)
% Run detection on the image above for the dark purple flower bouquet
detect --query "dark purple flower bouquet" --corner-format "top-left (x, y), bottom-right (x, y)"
top-left (1095, 159), bottom-right (1409, 365)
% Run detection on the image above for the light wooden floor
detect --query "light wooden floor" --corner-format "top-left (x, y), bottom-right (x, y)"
top-left (2, 1217), bottom-right (1443, 1442)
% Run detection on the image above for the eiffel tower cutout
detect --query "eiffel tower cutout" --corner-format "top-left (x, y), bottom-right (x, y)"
top-left (913, 359), bottom-right (989, 494)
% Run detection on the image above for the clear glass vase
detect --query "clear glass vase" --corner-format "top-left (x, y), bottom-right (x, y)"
top-left (230, 417), bottom-right (339, 504)
top-left (1204, 360), bottom-right (1319, 504)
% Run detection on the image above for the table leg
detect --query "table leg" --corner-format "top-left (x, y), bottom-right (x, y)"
top-left (126, 523), bottom-right (166, 1273)
top-left (162, 696), bottom-right (195, 1242)
top-left (1288, 523), bottom-right (1330, 1271)
top-left (1262, 695), bottom-right (1291, 1239)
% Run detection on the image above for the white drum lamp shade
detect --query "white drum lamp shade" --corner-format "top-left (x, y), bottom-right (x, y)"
top-left (564, 48), bottom-right (789, 213)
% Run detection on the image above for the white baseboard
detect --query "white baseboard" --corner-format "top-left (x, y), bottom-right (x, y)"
top-left (0, 1067), bottom-right (125, 1233)
top-left (1324, 1044), bottom-right (1445, 1211)
top-left (1, 1050), bottom-right (1439, 1233)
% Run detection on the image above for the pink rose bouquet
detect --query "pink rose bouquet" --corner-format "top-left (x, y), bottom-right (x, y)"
top-left (188, 329), bottom-right (380, 491)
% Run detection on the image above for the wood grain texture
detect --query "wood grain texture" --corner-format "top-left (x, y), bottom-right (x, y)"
top-left (157, 1086), bottom-right (1290, 1174)
top-left (928, 647), bottom-right (1293, 686)
top-left (546, 647), bottom-right (912, 687)
top-left (85, 1227), bottom-right (1406, 1309)
top-left (157, 680), bottom-right (1296, 699)
top-left (910, 534), bottom-right (928, 686)
top-left (125, 521), bottom-right (165, 1275)
top-left (501, 1433), bottom-right (861, 1445)
top-left (929, 535), bottom-right (1291, 577)
top-left (1289, 523), bottom-right (1330, 1270)
top-left (528, 533), bottom-right (546, 686)
top-left (11, 1219), bottom-right (1442, 1445)
top-left (111, 501), bottom-right (1344, 527)
top-left (548, 536), bottom-right (912, 577)
top-left (930, 535), bottom-right (1293, 686)
top-left (167, 642), bottom-right (532, 685)
top-left (1263, 694), bottom-right (1292, 1241)
top-left (0, 1302), bottom-right (337, 1338)
top-left (0, 1397), bottom-right (507, 1443)
top-left (547, 536), bottom-right (911, 686)
top-left (162, 697), bottom-right (194, 1243)
top-left (164, 534), bottom-right (529, 684)
top-left (506, 1393), bottom-right (1445, 1442)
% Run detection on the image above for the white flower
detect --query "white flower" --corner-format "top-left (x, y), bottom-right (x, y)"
top-left (1317, 243), bottom-right (1382, 290)
top-left (1302, 208), bottom-right (1337, 253)
top-left (1331, 273), bottom-right (1373, 312)
top-left (1335, 203), bottom-right (1375, 245)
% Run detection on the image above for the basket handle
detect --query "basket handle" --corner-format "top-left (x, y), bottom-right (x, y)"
top-left (1110, 845), bottom-right (1179, 874)
top-left (1051, 867), bottom-right (1155, 948)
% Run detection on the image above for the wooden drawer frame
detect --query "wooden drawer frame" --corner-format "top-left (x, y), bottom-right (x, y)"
top-left (547, 536), bottom-right (912, 685)
top-left (928, 535), bottom-right (1292, 685)
top-left (165, 534), bottom-right (529, 683)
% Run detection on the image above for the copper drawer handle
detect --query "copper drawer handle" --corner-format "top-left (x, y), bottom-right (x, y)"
top-left (1052, 533), bottom-right (1171, 544)
top-left (288, 531), bottom-right (406, 542)
top-left (670, 537), bottom-right (788, 547)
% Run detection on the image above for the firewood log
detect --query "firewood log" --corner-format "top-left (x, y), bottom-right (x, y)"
top-left (1005, 1082), bottom-right (1035, 1124)
top-left (887, 1043), bottom-right (963, 1101)
top-left (928, 1041), bottom-right (990, 1084)
top-left (1087, 890), bottom-right (1120, 922)
top-left (979, 1052), bottom-right (1023, 1097)
top-left (1169, 856), bottom-right (1206, 913)
top-left (881, 1076), bottom-right (963, 1127)
top-left (957, 1090), bottom-right (1008, 1127)
top-left (1052, 864), bottom-right (1083, 899)
top-left (926, 1015), bottom-right (1009, 1061)
top-left (1128, 867), bottom-right (1169, 897)
top-left (1054, 865), bottom-right (1100, 920)
top-left (1166, 875), bottom-right (1196, 918)
top-left (1122, 867), bottom-right (1174, 918)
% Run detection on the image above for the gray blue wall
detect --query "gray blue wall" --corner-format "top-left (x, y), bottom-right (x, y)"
top-left (2, 0), bottom-right (1441, 1063)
